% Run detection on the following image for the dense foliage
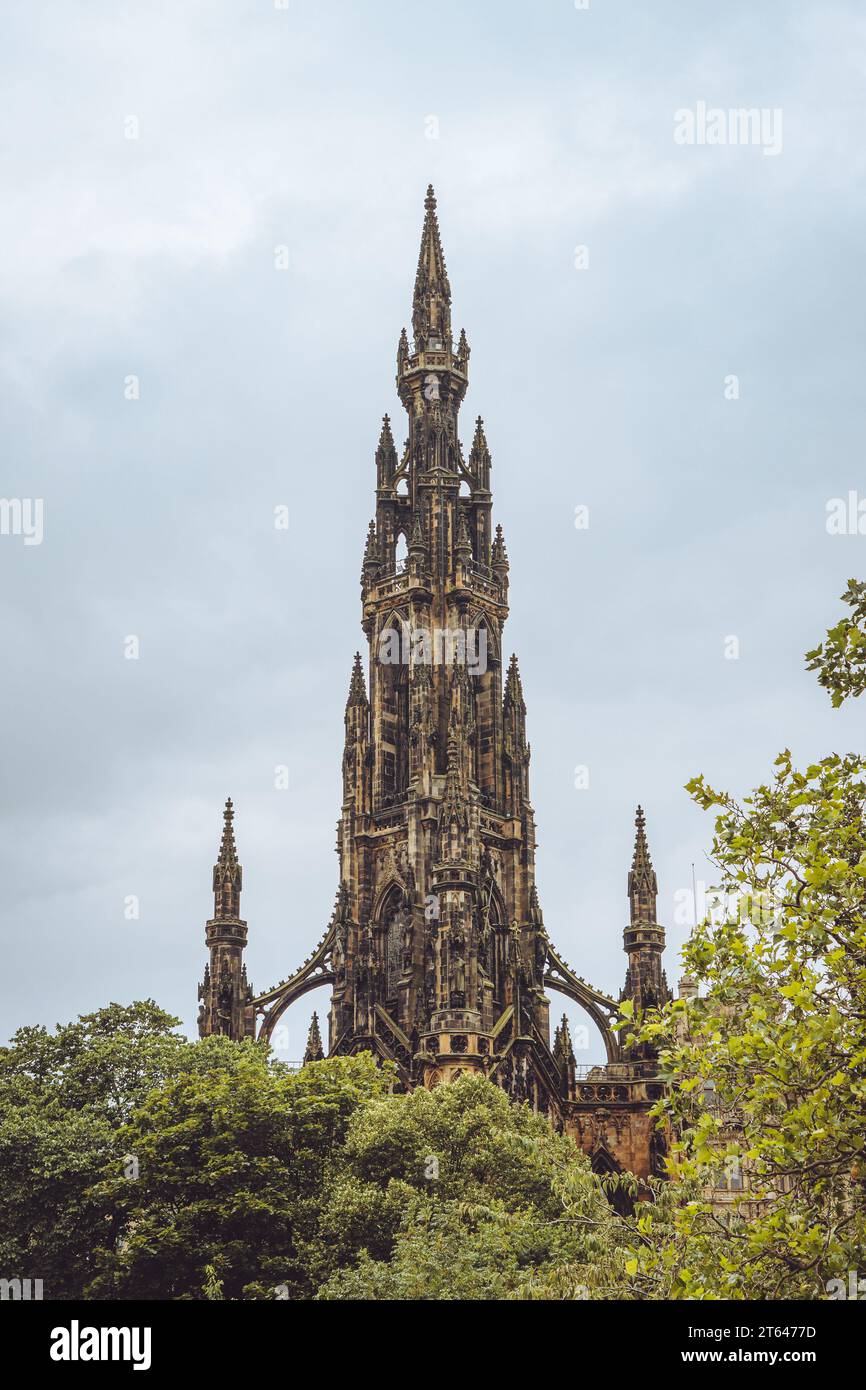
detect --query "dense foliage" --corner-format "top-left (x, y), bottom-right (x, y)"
top-left (0, 1005), bottom-right (628, 1299)
top-left (314, 1075), bottom-right (627, 1299)
top-left (624, 584), bottom-right (866, 1298)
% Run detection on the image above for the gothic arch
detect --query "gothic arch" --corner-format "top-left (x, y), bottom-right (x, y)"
top-left (376, 885), bottom-right (409, 1001)
top-left (469, 610), bottom-right (500, 660)
top-left (377, 608), bottom-right (409, 647)
top-left (472, 615), bottom-right (501, 800)
top-left (371, 864), bottom-right (409, 922)
top-left (480, 874), bottom-right (506, 925)
top-left (479, 876), bottom-right (509, 1007)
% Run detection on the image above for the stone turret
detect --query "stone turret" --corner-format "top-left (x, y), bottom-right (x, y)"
top-left (198, 800), bottom-right (255, 1040)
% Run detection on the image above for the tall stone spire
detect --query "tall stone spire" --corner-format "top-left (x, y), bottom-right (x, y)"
top-left (628, 804), bottom-right (658, 925)
top-left (412, 184), bottom-right (452, 348)
top-left (198, 799), bottom-right (254, 1040)
top-left (213, 798), bottom-right (240, 918)
top-left (190, 185), bottom-right (672, 1189)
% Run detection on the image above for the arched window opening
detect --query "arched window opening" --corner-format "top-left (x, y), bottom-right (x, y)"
top-left (395, 532), bottom-right (408, 573)
top-left (473, 624), bottom-right (499, 802)
top-left (378, 619), bottom-right (409, 803)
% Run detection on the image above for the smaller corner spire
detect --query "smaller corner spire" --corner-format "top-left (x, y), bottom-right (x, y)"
top-left (376, 414), bottom-right (397, 486)
top-left (492, 522), bottom-right (509, 572)
top-left (377, 413), bottom-right (395, 453)
top-left (553, 1013), bottom-right (576, 1067)
top-left (303, 1011), bottom-right (325, 1064)
top-left (362, 519), bottom-right (380, 583)
top-left (346, 651), bottom-right (368, 709)
top-left (504, 653), bottom-right (525, 708)
top-left (469, 416), bottom-right (491, 488)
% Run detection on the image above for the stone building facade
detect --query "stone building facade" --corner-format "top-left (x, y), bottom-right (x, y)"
top-left (196, 188), bottom-right (673, 1186)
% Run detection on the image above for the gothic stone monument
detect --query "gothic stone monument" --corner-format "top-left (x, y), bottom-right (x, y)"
top-left (197, 188), bottom-right (672, 1186)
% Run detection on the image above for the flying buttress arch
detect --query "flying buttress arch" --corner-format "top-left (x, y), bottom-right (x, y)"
top-left (544, 942), bottom-right (622, 1063)
top-left (253, 919), bottom-right (336, 1045)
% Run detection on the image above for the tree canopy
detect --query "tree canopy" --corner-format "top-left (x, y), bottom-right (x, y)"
top-left (624, 581), bottom-right (866, 1298)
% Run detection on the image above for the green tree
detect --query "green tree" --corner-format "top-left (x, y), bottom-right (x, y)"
top-left (0, 1002), bottom-right (390, 1300)
top-left (806, 577), bottom-right (866, 706)
top-left (0, 1001), bottom-right (195, 1299)
top-left (315, 1073), bottom-right (629, 1300)
top-left (89, 1051), bottom-right (390, 1300)
top-left (625, 591), bottom-right (866, 1299)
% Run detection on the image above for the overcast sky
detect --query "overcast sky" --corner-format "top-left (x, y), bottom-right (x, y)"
top-left (2, 0), bottom-right (864, 1064)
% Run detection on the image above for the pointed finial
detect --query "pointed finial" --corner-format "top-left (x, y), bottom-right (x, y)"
top-left (218, 798), bottom-right (238, 868)
top-left (469, 416), bottom-right (491, 480)
top-left (409, 511), bottom-right (426, 555)
top-left (631, 805), bottom-right (653, 872)
top-left (552, 1013), bottom-right (576, 1067)
top-left (377, 414), bottom-right (395, 450)
top-left (362, 519), bottom-right (380, 578)
top-left (346, 651), bottom-right (368, 708)
top-left (303, 1011), bottom-right (325, 1064)
top-left (375, 415), bottom-right (397, 484)
top-left (492, 523), bottom-right (509, 570)
top-left (504, 653), bottom-right (525, 714)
